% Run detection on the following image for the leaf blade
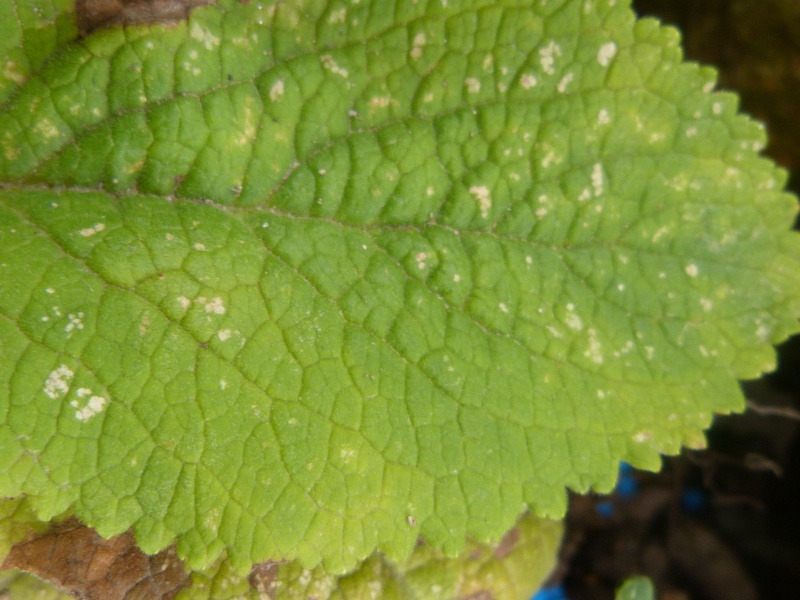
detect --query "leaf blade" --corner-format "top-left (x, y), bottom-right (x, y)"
top-left (2, 0), bottom-right (800, 578)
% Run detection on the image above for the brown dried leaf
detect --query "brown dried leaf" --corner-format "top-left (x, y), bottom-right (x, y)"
top-left (76, 0), bottom-right (215, 34)
top-left (1, 518), bottom-right (190, 600)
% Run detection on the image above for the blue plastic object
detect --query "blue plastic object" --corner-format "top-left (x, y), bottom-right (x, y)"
top-left (680, 487), bottom-right (708, 514)
top-left (616, 462), bottom-right (639, 498)
top-left (595, 500), bottom-right (615, 517)
top-left (532, 584), bottom-right (570, 600)
top-left (616, 474), bottom-right (639, 498)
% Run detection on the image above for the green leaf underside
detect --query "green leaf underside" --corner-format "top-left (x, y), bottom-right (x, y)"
top-left (181, 513), bottom-right (561, 600)
top-left (1, 0), bottom-right (799, 577)
top-left (0, 570), bottom-right (71, 600)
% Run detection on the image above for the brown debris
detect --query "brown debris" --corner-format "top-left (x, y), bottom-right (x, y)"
top-left (248, 561), bottom-right (284, 598)
top-left (76, 0), bottom-right (215, 35)
top-left (1, 517), bottom-right (191, 600)
top-left (462, 592), bottom-right (494, 600)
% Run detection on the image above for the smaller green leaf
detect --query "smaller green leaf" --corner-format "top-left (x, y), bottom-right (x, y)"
top-left (615, 576), bottom-right (656, 600)
top-left (0, 498), bottom-right (54, 560)
top-left (0, 570), bottom-right (71, 600)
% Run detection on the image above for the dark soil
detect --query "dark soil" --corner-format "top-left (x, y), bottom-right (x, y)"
top-left (552, 2), bottom-right (800, 598)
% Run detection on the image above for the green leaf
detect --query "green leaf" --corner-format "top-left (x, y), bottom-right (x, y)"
top-left (1, 0), bottom-right (799, 586)
top-left (615, 576), bottom-right (656, 600)
top-left (0, 570), bottom-right (71, 600)
top-left (0, 498), bottom-right (54, 560)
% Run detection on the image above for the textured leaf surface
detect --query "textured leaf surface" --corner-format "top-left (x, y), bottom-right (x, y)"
top-left (0, 0), bottom-right (77, 105)
top-left (1, 0), bottom-right (800, 580)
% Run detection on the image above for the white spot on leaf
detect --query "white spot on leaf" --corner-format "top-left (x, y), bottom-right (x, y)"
top-left (469, 185), bottom-right (492, 219)
top-left (557, 72), bottom-right (574, 93)
top-left (65, 312), bottom-right (84, 335)
top-left (2, 60), bottom-right (25, 84)
top-left (368, 96), bottom-right (393, 112)
top-left (410, 32), bottom-right (426, 60)
top-left (79, 223), bottom-right (105, 237)
top-left (651, 226), bottom-right (669, 243)
top-left (584, 328), bottom-right (604, 364)
top-left (35, 119), bottom-right (59, 139)
top-left (321, 54), bottom-right (349, 78)
top-left (190, 22), bottom-right (221, 50)
top-left (539, 41), bottom-right (561, 75)
top-left (139, 312), bottom-right (151, 335)
top-left (591, 163), bottom-right (604, 196)
top-left (269, 79), bottom-right (285, 101)
top-left (203, 297), bottom-right (226, 314)
top-left (70, 391), bottom-right (106, 422)
top-left (597, 42), bottom-right (617, 67)
top-left (520, 73), bottom-right (538, 89)
top-left (328, 7), bottom-right (347, 23)
top-left (565, 312), bottom-right (583, 331)
top-left (464, 77), bottom-right (481, 94)
top-left (43, 365), bottom-right (73, 399)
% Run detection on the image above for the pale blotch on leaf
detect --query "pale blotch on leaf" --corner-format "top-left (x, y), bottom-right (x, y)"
top-left (79, 223), bottom-right (105, 237)
top-left (43, 365), bottom-right (74, 400)
top-left (469, 185), bottom-right (492, 218)
top-left (597, 42), bottom-right (618, 67)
